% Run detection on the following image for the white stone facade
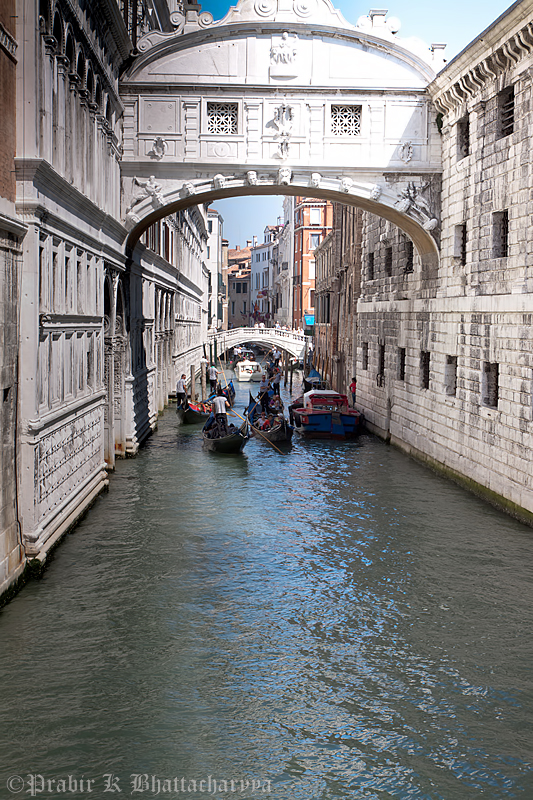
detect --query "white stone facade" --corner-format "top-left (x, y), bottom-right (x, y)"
top-left (353, 2), bottom-right (533, 521)
top-left (1, 0), bottom-right (210, 597)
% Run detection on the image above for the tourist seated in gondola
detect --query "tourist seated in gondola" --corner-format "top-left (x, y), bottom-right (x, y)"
top-left (269, 394), bottom-right (282, 412)
top-left (257, 412), bottom-right (271, 430)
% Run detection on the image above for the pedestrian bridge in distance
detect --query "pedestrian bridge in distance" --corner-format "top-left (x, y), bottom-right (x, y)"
top-left (208, 328), bottom-right (308, 360)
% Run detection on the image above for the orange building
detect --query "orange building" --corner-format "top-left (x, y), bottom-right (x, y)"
top-left (292, 198), bottom-right (333, 328)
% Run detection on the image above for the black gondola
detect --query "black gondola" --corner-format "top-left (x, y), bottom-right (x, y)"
top-left (202, 416), bottom-right (250, 453)
top-left (176, 400), bottom-right (212, 424)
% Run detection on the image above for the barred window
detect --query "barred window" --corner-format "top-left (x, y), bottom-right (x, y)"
top-left (497, 86), bottom-right (514, 139)
top-left (207, 103), bottom-right (238, 134)
top-left (331, 105), bottom-right (362, 136)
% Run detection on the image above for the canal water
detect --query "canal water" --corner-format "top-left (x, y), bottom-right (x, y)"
top-left (0, 376), bottom-right (532, 800)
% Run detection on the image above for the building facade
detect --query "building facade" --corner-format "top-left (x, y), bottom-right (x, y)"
top-left (0, 0), bottom-right (26, 598)
top-left (0, 0), bottom-right (211, 602)
top-left (293, 198), bottom-right (333, 329)
top-left (317, 1), bottom-right (533, 523)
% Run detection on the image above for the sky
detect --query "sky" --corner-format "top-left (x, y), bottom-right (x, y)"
top-left (201, 0), bottom-right (514, 248)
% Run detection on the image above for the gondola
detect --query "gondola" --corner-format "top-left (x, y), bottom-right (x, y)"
top-left (251, 415), bottom-right (293, 444)
top-left (202, 416), bottom-right (250, 453)
top-left (220, 379), bottom-right (236, 406)
top-left (246, 393), bottom-right (293, 444)
top-left (176, 400), bottom-right (212, 425)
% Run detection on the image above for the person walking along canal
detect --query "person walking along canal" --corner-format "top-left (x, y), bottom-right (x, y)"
top-left (207, 364), bottom-right (220, 393)
top-left (176, 374), bottom-right (187, 408)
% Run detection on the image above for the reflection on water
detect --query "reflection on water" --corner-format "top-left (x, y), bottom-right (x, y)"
top-left (0, 375), bottom-right (532, 799)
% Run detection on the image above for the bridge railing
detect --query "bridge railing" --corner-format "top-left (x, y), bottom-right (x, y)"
top-left (207, 327), bottom-right (309, 358)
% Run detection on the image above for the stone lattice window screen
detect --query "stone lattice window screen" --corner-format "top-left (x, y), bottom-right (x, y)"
top-left (207, 103), bottom-right (238, 134)
top-left (331, 105), bottom-right (362, 136)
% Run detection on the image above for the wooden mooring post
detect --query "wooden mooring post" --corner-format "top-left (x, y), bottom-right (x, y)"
top-left (200, 361), bottom-right (207, 401)
top-left (190, 364), bottom-right (196, 403)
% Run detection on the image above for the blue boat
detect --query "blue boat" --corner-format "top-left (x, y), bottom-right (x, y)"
top-left (291, 389), bottom-right (362, 439)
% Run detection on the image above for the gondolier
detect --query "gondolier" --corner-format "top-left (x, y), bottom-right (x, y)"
top-left (176, 374), bottom-right (187, 408)
top-left (271, 369), bottom-right (281, 396)
top-left (258, 374), bottom-right (270, 412)
top-left (212, 387), bottom-right (230, 435)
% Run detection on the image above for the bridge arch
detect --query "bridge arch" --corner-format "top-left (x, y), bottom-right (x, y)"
top-left (208, 326), bottom-right (308, 359)
top-left (119, 0), bottom-right (443, 270)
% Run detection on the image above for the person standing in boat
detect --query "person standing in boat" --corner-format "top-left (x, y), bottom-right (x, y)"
top-left (176, 374), bottom-right (187, 408)
top-left (207, 364), bottom-right (220, 393)
top-left (272, 347), bottom-right (282, 368)
top-left (271, 368), bottom-right (281, 396)
top-left (258, 374), bottom-right (270, 413)
top-left (212, 386), bottom-right (230, 435)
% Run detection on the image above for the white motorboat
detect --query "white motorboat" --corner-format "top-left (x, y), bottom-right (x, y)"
top-left (234, 359), bottom-right (263, 382)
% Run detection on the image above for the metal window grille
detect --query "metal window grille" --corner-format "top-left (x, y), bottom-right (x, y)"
top-left (445, 355), bottom-right (457, 396)
top-left (368, 252), bottom-right (374, 280)
top-left (498, 86), bottom-right (514, 138)
top-left (482, 361), bottom-right (499, 407)
top-left (207, 103), bottom-right (238, 134)
top-left (404, 241), bottom-right (414, 273)
top-left (420, 351), bottom-right (430, 389)
top-left (457, 116), bottom-right (470, 159)
top-left (398, 348), bottom-right (406, 381)
top-left (385, 246), bottom-right (393, 277)
top-left (377, 344), bottom-right (385, 386)
top-left (493, 210), bottom-right (509, 258)
top-left (331, 105), bottom-right (362, 136)
top-left (362, 342), bottom-right (369, 370)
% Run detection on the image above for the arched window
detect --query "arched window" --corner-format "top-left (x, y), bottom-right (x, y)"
top-left (52, 11), bottom-right (63, 51)
top-left (86, 67), bottom-right (94, 100)
top-left (95, 81), bottom-right (102, 113)
top-left (76, 52), bottom-right (85, 83)
top-left (39, 0), bottom-right (51, 33)
top-left (65, 32), bottom-right (75, 71)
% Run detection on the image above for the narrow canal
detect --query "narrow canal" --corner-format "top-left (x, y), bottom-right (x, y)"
top-left (1, 377), bottom-right (532, 800)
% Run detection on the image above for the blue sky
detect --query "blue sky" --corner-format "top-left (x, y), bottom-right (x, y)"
top-left (203, 0), bottom-right (513, 247)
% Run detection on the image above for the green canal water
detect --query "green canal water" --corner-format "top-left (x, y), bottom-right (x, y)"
top-left (0, 377), bottom-right (532, 799)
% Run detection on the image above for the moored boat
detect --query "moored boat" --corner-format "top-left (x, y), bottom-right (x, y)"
top-left (291, 389), bottom-right (362, 439)
top-left (202, 416), bottom-right (250, 453)
top-left (234, 359), bottom-right (263, 382)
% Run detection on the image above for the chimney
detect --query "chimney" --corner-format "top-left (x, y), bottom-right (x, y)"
top-left (246, 240), bottom-right (252, 247)
top-left (235, 245), bottom-right (240, 250)
top-left (253, 236), bottom-right (258, 246)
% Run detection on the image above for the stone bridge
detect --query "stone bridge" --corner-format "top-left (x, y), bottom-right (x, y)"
top-left (208, 327), bottom-right (308, 360)
top-left (119, 0), bottom-right (444, 270)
